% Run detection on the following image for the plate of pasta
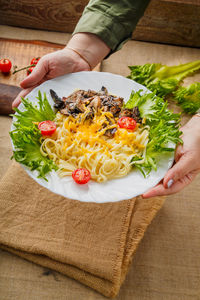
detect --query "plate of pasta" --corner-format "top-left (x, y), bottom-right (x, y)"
top-left (10, 72), bottom-right (182, 203)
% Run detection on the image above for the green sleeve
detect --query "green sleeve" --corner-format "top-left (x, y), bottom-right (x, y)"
top-left (73, 0), bottom-right (150, 55)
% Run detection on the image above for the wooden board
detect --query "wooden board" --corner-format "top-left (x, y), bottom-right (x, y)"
top-left (0, 0), bottom-right (89, 33)
top-left (0, 38), bottom-right (100, 87)
top-left (0, 0), bottom-right (199, 47)
top-left (133, 0), bottom-right (200, 47)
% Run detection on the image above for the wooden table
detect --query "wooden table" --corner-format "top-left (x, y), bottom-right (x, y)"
top-left (0, 30), bottom-right (200, 300)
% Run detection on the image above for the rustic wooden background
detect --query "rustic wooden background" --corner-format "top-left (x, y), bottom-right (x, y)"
top-left (0, 0), bottom-right (199, 47)
top-left (133, 0), bottom-right (200, 47)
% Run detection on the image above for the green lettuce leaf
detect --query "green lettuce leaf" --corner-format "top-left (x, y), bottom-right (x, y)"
top-left (10, 91), bottom-right (57, 180)
top-left (128, 60), bottom-right (200, 97)
top-left (173, 82), bottom-right (200, 114)
top-left (126, 91), bottom-right (182, 176)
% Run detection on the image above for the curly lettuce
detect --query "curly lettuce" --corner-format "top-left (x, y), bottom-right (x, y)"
top-left (125, 91), bottom-right (182, 176)
top-left (10, 91), bottom-right (57, 180)
top-left (173, 82), bottom-right (200, 114)
top-left (127, 60), bottom-right (200, 97)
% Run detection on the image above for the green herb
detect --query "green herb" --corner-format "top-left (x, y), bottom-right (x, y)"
top-left (10, 91), bottom-right (57, 180)
top-left (173, 82), bottom-right (200, 114)
top-left (127, 60), bottom-right (200, 97)
top-left (13, 90), bottom-right (56, 125)
top-left (126, 91), bottom-right (182, 176)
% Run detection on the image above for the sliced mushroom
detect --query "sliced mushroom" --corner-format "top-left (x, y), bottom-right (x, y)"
top-left (89, 96), bottom-right (101, 110)
top-left (50, 89), bottom-right (66, 110)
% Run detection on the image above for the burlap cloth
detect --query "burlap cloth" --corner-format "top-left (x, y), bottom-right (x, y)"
top-left (0, 161), bottom-right (164, 298)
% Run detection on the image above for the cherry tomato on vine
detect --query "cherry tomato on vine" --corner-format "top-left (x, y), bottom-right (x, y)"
top-left (72, 168), bottom-right (91, 184)
top-left (38, 120), bottom-right (56, 136)
top-left (30, 57), bottom-right (40, 65)
top-left (0, 58), bottom-right (12, 73)
top-left (27, 66), bottom-right (35, 75)
top-left (118, 117), bottom-right (137, 131)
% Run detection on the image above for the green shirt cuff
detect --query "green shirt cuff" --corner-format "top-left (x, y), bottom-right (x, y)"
top-left (73, 10), bottom-right (132, 54)
top-left (73, 0), bottom-right (150, 57)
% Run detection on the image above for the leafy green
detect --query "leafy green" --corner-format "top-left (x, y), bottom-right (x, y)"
top-left (126, 91), bottom-right (182, 176)
top-left (128, 60), bottom-right (200, 97)
top-left (13, 90), bottom-right (56, 125)
top-left (10, 91), bottom-right (57, 180)
top-left (173, 82), bottom-right (200, 114)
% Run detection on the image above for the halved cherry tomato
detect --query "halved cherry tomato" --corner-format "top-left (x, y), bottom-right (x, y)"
top-left (30, 57), bottom-right (40, 65)
top-left (0, 58), bottom-right (12, 73)
top-left (27, 66), bottom-right (35, 75)
top-left (118, 117), bottom-right (137, 131)
top-left (38, 120), bottom-right (56, 136)
top-left (72, 168), bottom-right (91, 184)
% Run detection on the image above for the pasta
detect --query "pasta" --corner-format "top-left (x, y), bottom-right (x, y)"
top-left (40, 108), bottom-right (149, 183)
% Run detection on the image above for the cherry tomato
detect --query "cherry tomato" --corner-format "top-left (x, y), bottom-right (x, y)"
top-left (27, 66), bottom-right (35, 75)
top-left (30, 57), bottom-right (40, 65)
top-left (38, 120), bottom-right (56, 136)
top-left (0, 58), bottom-right (12, 73)
top-left (118, 117), bottom-right (137, 131)
top-left (72, 168), bottom-right (91, 184)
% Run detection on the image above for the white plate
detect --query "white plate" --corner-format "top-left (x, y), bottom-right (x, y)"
top-left (11, 71), bottom-right (174, 203)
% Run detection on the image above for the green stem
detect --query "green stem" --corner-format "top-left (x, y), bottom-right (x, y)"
top-left (13, 64), bottom-right (35, 74)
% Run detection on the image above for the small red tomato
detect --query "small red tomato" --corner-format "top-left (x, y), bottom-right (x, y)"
top-left (72, 168), bottom-right (91, 184)
top-left (30, 57), bottom-right (40, 65)
top-left (0, 58), bottom-right (12, 73)
top-left (27, 66), bottom-right (35, 75)
top-left (38, 120), bottom-right (56, 136)
top-left (118, 117), bottom-right (137, 131)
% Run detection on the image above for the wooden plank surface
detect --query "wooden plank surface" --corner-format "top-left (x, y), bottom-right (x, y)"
top-left (0, 0), bottom-right (89, 33)
top-left (133, 0), bottom-right (200, 47)
top-left (0, 0), bottom-right (199, 47)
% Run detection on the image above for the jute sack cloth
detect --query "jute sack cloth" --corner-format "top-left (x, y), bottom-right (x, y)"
top-left (0, 162), bottom-right (164, 298)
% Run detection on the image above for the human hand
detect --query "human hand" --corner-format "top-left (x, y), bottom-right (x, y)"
top-left (12, 33), bottom-right (110, 108)
top-left (143, 115), bottom-right (200, 198)
top-left (12, 47), bottom-right (90, 108)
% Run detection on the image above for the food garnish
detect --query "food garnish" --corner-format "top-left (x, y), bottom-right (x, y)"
top-left (125, 90), bottom-right (182, 175)
top-left (117, 117), bottom-right (137, 131)
top-left (10, 91), bottom-right (57, 180)
top-left (72, 168), bottom-right (91, 184)
top-left (38, 120), bottom-right (57, 136)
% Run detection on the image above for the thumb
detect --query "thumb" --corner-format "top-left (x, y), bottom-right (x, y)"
top-left (163, 153), bottom-right (195, 188)
top-left (12, 87), bottom-right (35, 108)
top-left (20, 59), bottom-right (47, 89)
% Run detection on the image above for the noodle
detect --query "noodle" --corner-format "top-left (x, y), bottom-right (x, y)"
top-left (40, 109), bottom-right (149, 183)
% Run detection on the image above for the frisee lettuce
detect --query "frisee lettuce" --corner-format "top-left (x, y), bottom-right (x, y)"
top-left (125, 91), bottom-right (182, 176)
top-left (10, 91), bottom-right (57, 180)
top-left (173, 82), bottom-right (200, 114)
top-left (127, 60), bottom-right (200, 97)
